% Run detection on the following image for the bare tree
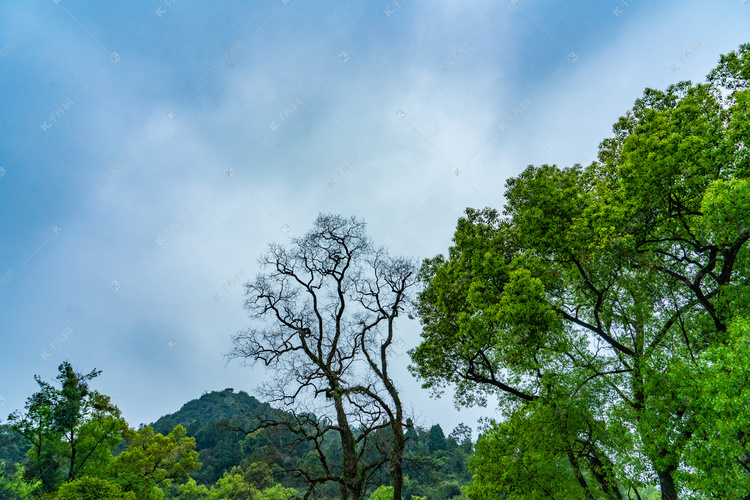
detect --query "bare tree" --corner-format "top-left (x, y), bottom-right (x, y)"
top-left (228, 214), bottom-right (417, 500)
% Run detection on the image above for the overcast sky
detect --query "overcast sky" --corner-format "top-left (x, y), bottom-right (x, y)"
top-left (2, 0), bottom-right (749, 437)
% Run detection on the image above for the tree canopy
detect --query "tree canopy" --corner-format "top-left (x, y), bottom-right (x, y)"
top-left (8, 361), bottom-right (128, 492)
top-left (410, 43), bottom-right (750, 499)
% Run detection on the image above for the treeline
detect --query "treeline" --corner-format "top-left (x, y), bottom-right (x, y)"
top-left (1, 372), bottom-right (472, 499)
top-left (150, 388), bottom-right (473, 499)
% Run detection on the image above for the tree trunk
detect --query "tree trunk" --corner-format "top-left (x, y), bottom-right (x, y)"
top-left (656, 466), bottom-right (678, 500)
top-left (389, 420), bottom-right (405, 500)
top-left (587, 448), bottom-right (625, 500)
top-left (68, 433), bottom-right (76, 481)
top-left (334, 392), bottom-right (364, 500)
top-left (381, 320), bottom-right (406, 500)
top-left (568, 452), bottom-right (595, 499)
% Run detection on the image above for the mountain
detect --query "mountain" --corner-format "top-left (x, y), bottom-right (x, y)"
top-left (147, 388), bottom-right (473, 498)
top-left (149, 388), bottom-right (283, 486)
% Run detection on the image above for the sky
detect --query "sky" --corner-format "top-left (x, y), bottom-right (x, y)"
top-left (1, 0), bottom-right (749, 438)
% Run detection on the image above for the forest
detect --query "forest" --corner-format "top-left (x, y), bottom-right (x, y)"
top-left (2, 43), bottom-right (750, 500)
top-left (0, 380), bottom-right (471, 499)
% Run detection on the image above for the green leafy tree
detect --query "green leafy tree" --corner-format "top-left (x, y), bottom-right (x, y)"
top-left (367, 485), bottom-right (430, 500)
top-left (105, 424), bottom-right (201, 499)
top-left (7, 361), bottom-right (127, 492)
top-left (56, 475), bottom-right (135, 500)
top-left (173, 472), bottom-right (297, 500)
top-left (673, 317), bottom-right (750, 497)
top-left (410, 44), bottom-right (750, 500)
top-left (0, 462), bottom-right (40, 499)
top-left (368, 485), bottom-right (394, 500)
top-left (174, 477), bottom-right (211, 500)
top-left (426, 425), bottom-right (446, 454)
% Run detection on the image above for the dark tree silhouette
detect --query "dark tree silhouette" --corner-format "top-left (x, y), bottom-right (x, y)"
top-left (229, 214), bottom-right (417, 500)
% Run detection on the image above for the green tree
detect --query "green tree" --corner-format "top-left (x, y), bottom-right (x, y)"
top-left (105, 424), bottom-right (201, 499)
top-left (56, 475), bottom-right (135, 500)
top-left (0, 462), bottom-right (40, 499)
top-left (426, 425), bottom-right (446, 455)
top-left (368, 485), bottom-right (394, 500)
top-left (173, 472), bottom-right (297, 500)
top-left (410, 44), bottom-right (750, 500)
top-left (674, 317), bottom-right (750, 497)
top-left (7, 361), bottom-right (127, 492)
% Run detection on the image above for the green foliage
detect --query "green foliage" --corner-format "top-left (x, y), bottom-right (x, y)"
top-left (174, 477), bottom-right (211, 499)
top-left (672, 317), bottom-right (750, 497)
top-left (105, 424), bottom-right (201, 499)
top-left (701, 178), bottom-right (750, 244)
top-left (172, 472), bottom-right (297, 500)
top-left (0, 426), bottom-right (30, 468)
top-left (367, 485), bottom-right (431, 500)
top-left (56, 476), bottom-right (135, 500)
top-left (369, 485), bottom-right (394, 500)
top-left (465, 402), bottom-right (614, 499)
top-left (7, 362), bottom-right (128, 492)
top-left (411, 44), bottom-right (750, 499)
top-left (397, 423), bottom-right (472, 500)
top-left (147, 389), bottom-right (474, 498)
top-left (150, 389), bottom-right (258, 485)
top-left (0, 462), bottom-right (40, 499)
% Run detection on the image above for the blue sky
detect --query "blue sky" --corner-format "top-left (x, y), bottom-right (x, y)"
top-left (1, 0), bottom-right (749, 436)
